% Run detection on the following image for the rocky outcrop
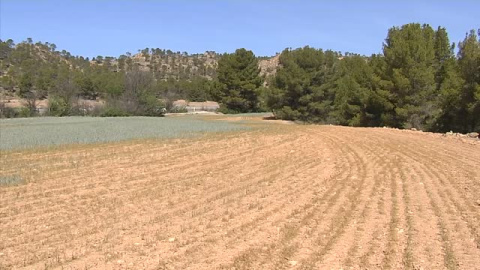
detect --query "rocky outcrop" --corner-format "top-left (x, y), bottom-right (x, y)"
top-left (258, 53), bottom-right (280, 78)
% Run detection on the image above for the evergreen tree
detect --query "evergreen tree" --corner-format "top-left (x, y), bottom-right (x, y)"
top-left (383, 23), bottom-right (437, 129)
top-left (457, 30), bottom-right (480, 132)
top-left (433, 26), bottom-right (455, 88)
top-left (430, 27), bottom-right (462, 131)
top-left (215, 48), bottom-right (263, 113)
top-left (267, 47), bottom-right (339, 122)
top-left (331, 55), bottom-right (392, 126)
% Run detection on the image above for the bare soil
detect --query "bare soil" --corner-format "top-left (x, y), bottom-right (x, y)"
top-left (1, 118), bottom-right (479, 269)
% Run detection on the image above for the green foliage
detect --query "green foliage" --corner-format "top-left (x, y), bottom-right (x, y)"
top-left (156, 76), bottom-right (213, 102)
top-left (137, 93), bottom-right (165, 116)
top-left (47, 96), bottom-right (69, 116)
top-left (0, 104), bottom-right (19, 118)
top-left (267, 46), bottom-right (339, 122)
top-left (215, 48), bottom-right (263, 113)
top-left (0, 76), bottom-right (15, 91)
top-left (456, 30), bottom-right (480, 131)
top-left (100, 107), bottom-right (131, 117)
top-left (268, 25), bottom-right (479, 133)
top-left (18, 107), bottom-right (33, 118)
top-left (383, 23), bottom-right (437, 129)
top-left (19, 73), bottom-right (34, 97)
top-left (76, 73), bottom-right (97, 100)
top-left (0, 29), bottom-right (478, 132)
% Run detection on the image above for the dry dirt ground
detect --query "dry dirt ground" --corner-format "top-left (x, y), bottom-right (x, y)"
top-left (1, 117), bottom-right (480, 269)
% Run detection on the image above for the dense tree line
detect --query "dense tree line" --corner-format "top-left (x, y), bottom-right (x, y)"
top-left (265, 24), bottom-right (480, 132)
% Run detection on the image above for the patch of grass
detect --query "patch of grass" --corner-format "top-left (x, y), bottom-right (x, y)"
top-left (0, 175), bottom-right (25, 186)
top-left (0, 116), bottom-right (247, 150)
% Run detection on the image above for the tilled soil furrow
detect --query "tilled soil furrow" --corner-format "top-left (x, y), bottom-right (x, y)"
top-left (399, 143), bottom-right (480, 251)
top-left (1, 122), bottom-right (479, 270)
top-left (233, 128), bottom-right (371, 269)
top-left (0, 129), bottom-right (290, 206)
top-left (318, 131), bottom-right (402, 269)
top-left (274, 130), bottom-right (380, 268)
top-left (341, 152), bottom-right (396, 268)
top-left (0, 130), bottom-right (318, 266)
top-left (298, 133), bottom-right (372, 269)
top-left (1, 150), bottom-right (308, 266)
top-left (78, 131), bottom-right (327, 268)
top-left (0, 130), bottom-right (297, 222)
top-left (215, 129), bottom-right (356, 269)
top-left (399, 151), bottom-right (480, 269)
top-left (153, 155), bottom-right (332, 269)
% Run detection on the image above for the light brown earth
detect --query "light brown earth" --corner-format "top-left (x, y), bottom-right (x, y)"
top-left (1, 117), bottom-right (480, 269)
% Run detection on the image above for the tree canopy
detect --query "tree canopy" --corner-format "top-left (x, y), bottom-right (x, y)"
top-left (215, 48), bottom-right (263, 113)
top-left (267, 24), bottom-right (480, 133)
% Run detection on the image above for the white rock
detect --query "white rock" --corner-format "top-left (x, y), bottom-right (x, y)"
top-left (467, 132), bottom-right (479, 138)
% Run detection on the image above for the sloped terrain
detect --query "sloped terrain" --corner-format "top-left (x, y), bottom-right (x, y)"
top-left (1, 117), bottom-right (479, 269)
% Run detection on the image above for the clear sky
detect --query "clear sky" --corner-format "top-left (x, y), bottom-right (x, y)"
top-left (0, 1), bottom-right (478, 58)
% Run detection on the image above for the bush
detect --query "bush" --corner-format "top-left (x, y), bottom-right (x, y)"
top-left (137, 94), bottom-right (165, 116)
top-left (0, 175), bottom-right (25, 186)
top-left (47, 96), bottom-right (69, 116)
top-left (18, 107), bottom-right (33, 117)
top-left (168, 106), bottom-right (188, 113)
top-left (100, 106), bottom-right (131, 117)
top-left (0, 103), bottom-right (19, 118)
top-left (273, 106), bottom-right (302, 121)
top-left (217, 104), bottom-right (241, 114)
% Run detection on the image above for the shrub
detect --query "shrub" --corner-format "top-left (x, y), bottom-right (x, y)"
top-left (0, 175), bottom-right (25, 186)
top-left (100, 106), bottom-right (131, 117)
top-left (168, 106), bottom-right (188, 113)
top-left (217, 104), bottom-right (241, 114)
top-left (18, 107), bottom-right (33, 118)
top-left (137, 94), bottom-right (165, 116)
top-left (0, 103), bottom-right (19, 118)
top-left (47, 96), bottom-right (69, 116)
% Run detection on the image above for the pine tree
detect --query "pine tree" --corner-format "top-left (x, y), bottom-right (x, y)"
top-left (382, 23), bottom-right (438, 129)
top-left (267, 47), bottom-right (339, 122)
top-left (331, 55), bottom-right (392, 127)
top-left (215, 48), bottom-right (263, 113)
top-left (433, 27), bottom-right (455, 88)
top-left (430, 27), bottom-right (462, 132)
top-left (457, 30), bottom-right (480, 132)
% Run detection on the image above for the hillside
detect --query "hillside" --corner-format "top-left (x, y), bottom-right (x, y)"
top-left (0, 39), bottom-right (283, 117)
top-left (92, 50), bottom-right (221, 80)
top-left (0, 39), bottom-right (280, 92)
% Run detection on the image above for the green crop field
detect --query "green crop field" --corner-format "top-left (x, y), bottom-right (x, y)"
top-left (0, 116), bottom-right (246, 150)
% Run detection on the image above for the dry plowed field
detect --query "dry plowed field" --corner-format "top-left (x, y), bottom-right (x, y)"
top-left (1, 118), bottom-right (480, 269)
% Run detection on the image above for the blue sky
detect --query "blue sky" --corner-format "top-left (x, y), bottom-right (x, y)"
top-left (0, 1), bottom-right (478, 58)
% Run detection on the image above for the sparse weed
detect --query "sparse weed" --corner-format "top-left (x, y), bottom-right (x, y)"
top-left (0, 175), bottom-right (25, 186)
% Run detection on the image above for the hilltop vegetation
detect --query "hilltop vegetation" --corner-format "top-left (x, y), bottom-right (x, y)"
top-left (0, 40), bottom-right (226, 117)
top-left (0, 23), bottom-right (479, 132)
